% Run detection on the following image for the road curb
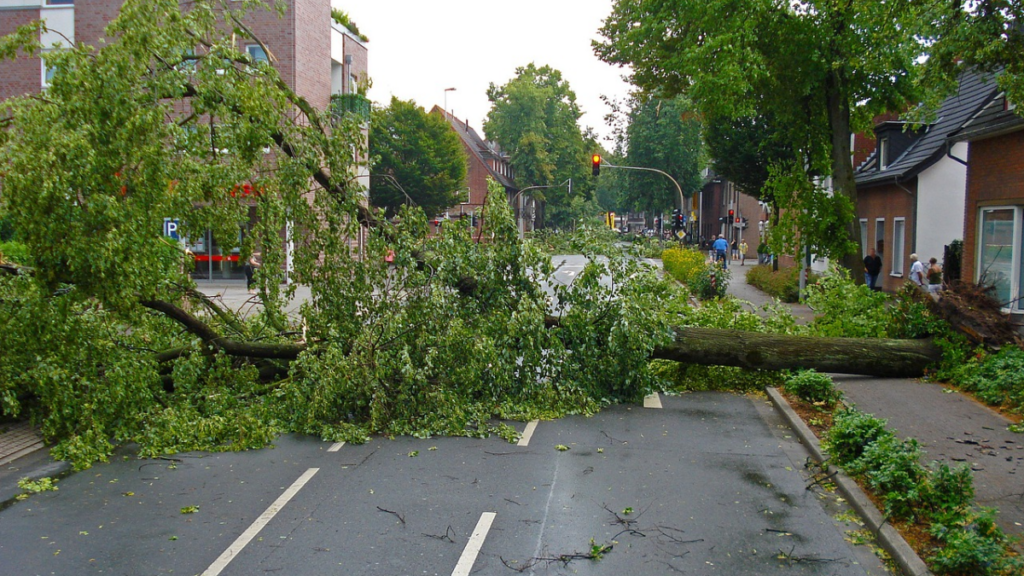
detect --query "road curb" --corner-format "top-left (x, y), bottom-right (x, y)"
top-left (766, 387), bottom-right (933, 576)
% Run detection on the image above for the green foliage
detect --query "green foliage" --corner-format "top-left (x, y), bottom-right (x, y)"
top-left (688, 264), bottom-right (730, 301)
top-left (661, 246), bottom-right (706, 286)
top-left (369, 97), bottom-right (469, 218)
top-left (805, 266), bottom-right (894, 338)
top-left (0, 241), bottom-right (29, 265)
top-left (16, 476), bottom-right (58, 500)
top-left (330, 8), bottom-right (368, 42)
top-left (824, 407), bottom-right (1020, 571)
top-left (929, 508), bottom-right (1024, 576)
top-left (947, 347), bottom-right (1024, 414)
top-left (622, 95), bottom-right (703, 213)
top-left (825, 409), bottom-right (891, 465)
top-left (484, 63), bottom-right (594, 228)
top-left (851, 434), bottom-right (927, 521)
top-left (528, 223), bottom-right (621, 257)
top-left (745, 264), bottom-right (803, 303)
top-left (783, 370), bottom-right (842, 407)
top-left (764, 166), bottom-right (858, 264)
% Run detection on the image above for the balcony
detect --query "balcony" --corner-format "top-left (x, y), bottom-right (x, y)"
top-left (331, 93), bottom-right (371, 124)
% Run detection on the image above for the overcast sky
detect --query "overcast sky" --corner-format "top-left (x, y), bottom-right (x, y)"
top-left (335, 0), bottom-right (632, 144)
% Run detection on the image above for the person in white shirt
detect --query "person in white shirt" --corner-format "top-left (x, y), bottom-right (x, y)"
top-left (909, 253), bottom-right (927, 289)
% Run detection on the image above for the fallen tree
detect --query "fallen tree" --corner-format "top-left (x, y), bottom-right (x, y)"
top-left (651, 327), bottom-right (940, 378)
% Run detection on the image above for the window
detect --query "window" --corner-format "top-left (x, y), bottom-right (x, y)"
top-left (46, 0), bottom-right (75, 5)
top-left (860, 219), bottom-right (869, 258)
top-left (879, 138), bottom-right (890, 170)
top-left (891, 218), bottom-right (905, 275)
top-left (875, 218), bottom-right (885, 257)
top-left (246, 45), bottom-right (268, 64)
top-left (977, 207), bottom-right (1023, 310)
top-left (42, 62), bottom-right (56, 87)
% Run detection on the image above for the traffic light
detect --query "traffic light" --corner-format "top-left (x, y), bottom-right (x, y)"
top-left (728, 209), bottom-right (734, 219)
top-left (592, 154), bottom-right (601, 176)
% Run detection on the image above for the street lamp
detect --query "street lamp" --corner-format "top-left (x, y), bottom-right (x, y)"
top-left (443, 87), bottom-right (456, 119)
top-left (510, 179), bottom-right (571, 239)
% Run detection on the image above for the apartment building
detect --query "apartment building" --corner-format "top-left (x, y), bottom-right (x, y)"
top-left (0, 0), bottom-right (370, 279)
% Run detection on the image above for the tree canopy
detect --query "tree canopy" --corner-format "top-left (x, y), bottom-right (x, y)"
top-left (622, 95), bottom-right (703, 215)
top-left (369, 97), bottom-right (468, 219)
top-left (484, 63), bottom-right (596, 228)
top-left (595, 0), bottom-right (931, 264)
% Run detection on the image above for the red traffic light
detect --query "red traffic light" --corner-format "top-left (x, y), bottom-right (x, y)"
top-left (728, 209), bottom-right (734, 217)
top-left (591, 154), bottom-right (601, 176)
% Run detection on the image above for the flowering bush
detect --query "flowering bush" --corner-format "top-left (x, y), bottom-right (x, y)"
top-left (662, 246), bottom-right (708, 286)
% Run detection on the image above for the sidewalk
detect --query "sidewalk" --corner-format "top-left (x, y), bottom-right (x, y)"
top-left (724, 262), bottom-right (816, 324)
top-left (724, 264), bottom-right (1024, 545)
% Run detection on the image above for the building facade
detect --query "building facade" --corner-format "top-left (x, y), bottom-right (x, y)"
top-left (0, 0), bottom-right (369, 279)
top-left (952, 91), bottom-right (1024, 322)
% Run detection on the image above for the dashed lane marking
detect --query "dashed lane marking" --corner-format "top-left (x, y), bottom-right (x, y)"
top-left (643, 393), bottom-right (663, 409)
top-left (327, 442), bottom-right (345, 452)
top-left (517, 420), bottom-right (539, 447)
top-left (451, 512), bottom-right (496, 576)
top-left (201, 468), bottom-right (319, 576)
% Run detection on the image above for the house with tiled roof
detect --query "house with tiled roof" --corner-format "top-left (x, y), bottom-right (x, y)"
top-left (431, 106), bottom-right (520, 232)
top-left (854, 70), bottom-right (999, 292)
top-left (950, 88), bottom-right (1024, 319)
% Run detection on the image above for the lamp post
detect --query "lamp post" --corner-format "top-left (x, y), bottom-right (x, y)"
top-left (443, 87), bottom-right (456, 119)
top-left (596, 159), bottom-right (689, 239)
top-left (510, 179), bottom-right (571, 239)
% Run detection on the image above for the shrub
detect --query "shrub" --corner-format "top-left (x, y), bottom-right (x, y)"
top-left (852, 434), bottom-right (927, 520)
top-left (948, 346), bottom-right (1024, 413)
top-left (745, 264), bottom-right (803, 302)
top-left (805, 265), bottom-right (892, 338)
top-left (929, 508), bottom-right (1024, 576)
top-left (689, 263), bottom-right (730, 300)
top-left (661, 246), bottom-right (707, 285)
top-left (926, 462), bottom-right (975, 516)
top-left (825, 408), bottom-right (891, 465)
top-left (783, 370), bottom-right (843, 406)
top-left (0, 241), bottom-right (30, 265)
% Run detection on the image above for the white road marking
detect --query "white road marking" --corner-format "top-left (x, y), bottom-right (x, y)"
top-left (643, 393), bottom-right (663, 409)
top-left (201, 468), bottom-right (320, 576)
top-left (451, 512), bottom-right (497, 576)
top-left (327, 442), bottom-right (345, 452)
top-left (517, 420), bottom-right (539, 447)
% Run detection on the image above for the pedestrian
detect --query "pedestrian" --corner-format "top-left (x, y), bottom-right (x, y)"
top-left (244, 251), bottom-right (261, 294)
top-left (863, 247), bottom-right (882, 291)
top-left (909, 253), bottom-right (927, 289)
top-left (738, 239), bottom-right (748, 266)
top-left (757, 241), bottom-right (767, 264)
top-left (927, 257), bottom-right (943, 295)
top-left (712, 234), bottom-right (729, 269)
top-left (731, 239), bottom-right (738, 261)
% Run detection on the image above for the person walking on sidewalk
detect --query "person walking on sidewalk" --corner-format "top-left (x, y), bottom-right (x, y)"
top-left (927, 257), bottom-right (943, 295)
top-left (738, 240), bottom-right (748, 266)
top-left (863, 248), bottom-right (882, 291)
top-left (712, 234), bottom-right (729, 269)
top-left (909, 253), bottom-right (927, 290)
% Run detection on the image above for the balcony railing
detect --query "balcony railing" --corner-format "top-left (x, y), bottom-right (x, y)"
top-left (331, 93), bottom-right (371, 124)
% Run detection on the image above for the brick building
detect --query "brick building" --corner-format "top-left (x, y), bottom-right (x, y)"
top-left (853, 71), bottom-right (998, 292)
top-left (433, 107), bottom-right (519, 234)
top-left (951, 90), bottom-right (1024, 322)
top-left (0, 0), bottom-right (369, 279)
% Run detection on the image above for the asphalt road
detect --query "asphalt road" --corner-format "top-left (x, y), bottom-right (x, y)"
top-left (0, 393), bottom-right (890, 576)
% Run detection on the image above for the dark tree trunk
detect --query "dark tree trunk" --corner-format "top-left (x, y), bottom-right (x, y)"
top-left (651, 327), bottom-right (940, 378)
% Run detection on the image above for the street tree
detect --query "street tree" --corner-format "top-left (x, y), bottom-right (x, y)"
top-left (369, 97), bottom-right (468, 218)
top-left (484, 64), bottom-right (594, 228)
top-left (0, 0), bottom-right (957, 472)
top-left (923, 1), bottom-right (1024, 111)
top-left (623, 95), bottom-right (703, 216)
top-left (595, 0), bottom-right (932, 266)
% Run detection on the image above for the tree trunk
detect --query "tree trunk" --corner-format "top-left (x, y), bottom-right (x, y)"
top-left (651, 327), bottom-right (940, 378)
top-left (824, 67), bottom-right (863, 274)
